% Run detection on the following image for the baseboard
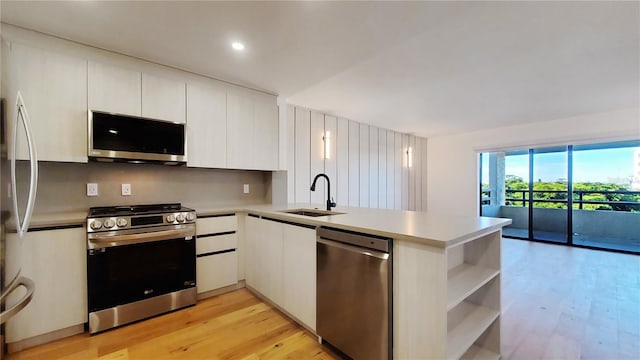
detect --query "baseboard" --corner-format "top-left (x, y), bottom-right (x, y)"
top-left (197, 280), bottom-right (246, 300)
top-left (7, 324), bottom-right (84, 353)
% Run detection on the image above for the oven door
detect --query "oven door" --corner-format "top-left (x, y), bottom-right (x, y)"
top-left (87, 225), bottom-right (196, 313)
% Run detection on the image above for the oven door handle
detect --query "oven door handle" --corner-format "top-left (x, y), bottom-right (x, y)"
top-left (88, 228), bottom-right (194, 248)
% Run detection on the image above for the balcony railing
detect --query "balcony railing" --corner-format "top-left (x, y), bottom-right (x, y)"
top-left (504, 189), bottom-right (640, 211)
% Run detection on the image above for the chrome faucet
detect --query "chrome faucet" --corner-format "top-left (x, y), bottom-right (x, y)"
top-left (310, 173), bottom-right (336, 211)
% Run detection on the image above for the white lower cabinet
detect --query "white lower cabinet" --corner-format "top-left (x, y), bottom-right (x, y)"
top-left (245, 215), bottom-right (317, 331)
top-left (196, 252), bottom-right (237, 293)
top-left (195, 215), bottom-right (239, 294)
top-left (4, 227), bottom-right (87, 343)
top-left (282, 223), bottom-right (316, 331)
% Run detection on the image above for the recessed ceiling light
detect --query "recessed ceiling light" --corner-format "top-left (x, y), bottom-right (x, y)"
top-left (231, 42), bottom-right (245, 51)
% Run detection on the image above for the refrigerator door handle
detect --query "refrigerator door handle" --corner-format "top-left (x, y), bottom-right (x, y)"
top-left (0, 275), bottom-right (35, 325)
top-left (11, 91), bottom-right (38, 238)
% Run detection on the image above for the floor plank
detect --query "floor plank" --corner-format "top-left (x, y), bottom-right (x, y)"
top-left (6, 289), bottom-right (338, 360)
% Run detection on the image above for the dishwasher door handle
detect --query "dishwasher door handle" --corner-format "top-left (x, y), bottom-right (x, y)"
top-left (318, 238), bottom-right (389, 260)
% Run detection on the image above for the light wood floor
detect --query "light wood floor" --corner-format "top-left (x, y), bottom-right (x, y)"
top-left (6, 289), bottom-right (338, 360)
top-left (7, 238), bottom-right (639, 359)
top-left (501, 238), bottom-right (639, 359)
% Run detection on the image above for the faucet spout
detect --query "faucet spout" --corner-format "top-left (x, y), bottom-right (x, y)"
top-left (310, 173), bottom-right (336, 211)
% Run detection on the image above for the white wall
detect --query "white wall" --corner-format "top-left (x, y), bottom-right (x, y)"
top-left (427, 108), bottom-right (640, 216)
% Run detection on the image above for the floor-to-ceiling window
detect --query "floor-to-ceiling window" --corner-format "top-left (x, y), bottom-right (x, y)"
top-left (480, 140), bottom-right (640, 254)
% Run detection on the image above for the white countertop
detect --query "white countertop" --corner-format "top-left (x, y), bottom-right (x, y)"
top-left (19, 203), bottom-right (511, 247)
top-left (203, 203), bottom-right (512, 248)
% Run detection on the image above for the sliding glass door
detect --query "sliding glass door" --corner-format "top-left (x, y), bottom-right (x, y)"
top-left (480, 140), bottom-right (640, 254)
top-left (531, 146), bottom-right (569, 244)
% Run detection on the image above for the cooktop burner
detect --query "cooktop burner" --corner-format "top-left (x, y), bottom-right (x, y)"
top-left (88, 203), bottom-right (186, 217)
top-left (87, 203), bottom-right (196, 232)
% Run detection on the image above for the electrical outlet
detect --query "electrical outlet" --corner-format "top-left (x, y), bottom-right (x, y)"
top-left (121, 183), bottom-right (132, 196)
top-left (243, 184), bottom-right (250, 194)
top-left (87, 183), bottom-right (99, 197)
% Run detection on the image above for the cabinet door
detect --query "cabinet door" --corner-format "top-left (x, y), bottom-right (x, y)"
top-left (244, 216), bottom-right (260, 289)
top-left (5, 227), bottom-right (87, 343)
top-left (88, 61), bottom-right (141, 116)
top-left (3, 42), bottom-right (88, 162)
top-left (196, 252), bottom-right (238, 293)
top-left (282, 224), bottom-right (317, 331)
top-left (253, 93), bottom-right (279, 170)
top-left (186, 82), bottom-right (227, 168)
top-left (142, 73), bottom-right (186, 123)
top-left (244, 217), bottom-right (283, 306)
top-left (226, 91), bottom-right (254, 170)
top-left (259, 219), bottom-right (284, 306)
top-left (227, 90), bottom-right (279, 171)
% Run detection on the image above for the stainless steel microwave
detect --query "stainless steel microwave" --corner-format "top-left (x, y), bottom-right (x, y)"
top-left (88, 111), bottom-right (187, 164)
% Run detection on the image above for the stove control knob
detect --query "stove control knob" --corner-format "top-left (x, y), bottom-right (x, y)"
top-left (103, 219), bottom-right (115, 229)
top-left (90, 220), bottom-right (103, 230)
top-left (116, 218), bottom-right (128, 227)
top-left (166, 214), bottom-right (175, 223)
top-left (186, 212), bottom-right (195, 221)
top-left (176, 214), bottom-right (185, 223)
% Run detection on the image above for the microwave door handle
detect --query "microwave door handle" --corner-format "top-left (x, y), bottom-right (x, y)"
top-left (12, 91), bottom-right (38, 238)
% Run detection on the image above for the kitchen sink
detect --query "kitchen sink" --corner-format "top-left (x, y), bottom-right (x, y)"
top-left (279, 208), bottom-right (346, 217)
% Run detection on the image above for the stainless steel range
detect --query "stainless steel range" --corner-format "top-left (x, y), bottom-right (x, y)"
top-left (86, 203), bottom-right (196, 334)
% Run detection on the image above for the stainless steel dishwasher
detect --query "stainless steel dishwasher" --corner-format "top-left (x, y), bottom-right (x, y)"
top-left (317, 226), bottom-right (392, 360)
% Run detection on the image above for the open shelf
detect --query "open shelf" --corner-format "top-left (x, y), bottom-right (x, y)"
top-left (447, 264), bottom-right (499, 311)
top-left (461, 344), bottom-right (500, 360)
top-left (446, 302), bottom-right (500, 360)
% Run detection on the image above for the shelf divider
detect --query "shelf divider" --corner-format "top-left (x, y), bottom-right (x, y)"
top-left (446, 302), bottom-right (500, 360)
top-left (447, 263), bottom-right (499, 311)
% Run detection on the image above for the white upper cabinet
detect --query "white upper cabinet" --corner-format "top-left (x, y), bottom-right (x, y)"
top-left (88, 61), bottom-right (141, 116)
top-left (227, 89), bottom-right (279, 171)
top-left (141, 73), bottom-right (186, 123)
top-left (2, 42), bottom-right (88, 162)
top-left (186, 82), bottom-right (227, 168)
top-left (252, 93), bottom-right (279, 170)
top-left (89, 62), bottom-right (186, 124)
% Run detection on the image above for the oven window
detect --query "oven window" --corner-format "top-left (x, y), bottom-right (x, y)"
top-left (87, 238), bottom-right (195, 312)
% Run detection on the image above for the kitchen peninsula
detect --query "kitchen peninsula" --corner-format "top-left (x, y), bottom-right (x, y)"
top-left (219, 204), bottom-right (510, 359)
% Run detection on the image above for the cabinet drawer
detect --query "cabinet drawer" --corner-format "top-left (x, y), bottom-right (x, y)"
top-left (196, 233), bottom-right (237, 255)
top-left (196, 215), bottom-right (237, 235)
top-left (196, 251), bottom-right (238, 293)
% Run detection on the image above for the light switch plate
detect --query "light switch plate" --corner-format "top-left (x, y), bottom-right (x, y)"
top-left (243, 184), bottom-right (250, 194)
top-left (87, 183), bottom-right (99, 197)
top-left (121, 183), bottom-right (132, 196)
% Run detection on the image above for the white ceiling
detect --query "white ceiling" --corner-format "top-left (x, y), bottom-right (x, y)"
top-left (1, 1), bottom-right (638, 137)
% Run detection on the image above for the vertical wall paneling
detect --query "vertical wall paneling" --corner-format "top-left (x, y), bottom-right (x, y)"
top-left (324, 115), bottom-right (338, 204)
top-left (408, 135), bottom-right (417, 211)
top-left (348, 120), bottom-right (360, 207)
top-left (421, 137), bottom-right (428, 211)
top-left (401, 134), bottom-right (409, 210)
top-left (336, 118), bottom-right (350, 206)
top-left (378, 129), bottom-right (387, 209)
top-left (359, 123), bottom-right (370, 208)
top-left (413, 136), bottom-right (422, 211)
top-left (394, 132), bottom-right (403, 210)
top-left (286, 105), bottom-right (295, 203)
top-left (310, 111), bottom-right (326, 205)
top-left (294, 108), bottom-right (311, 204)
top-left (386, 131), bottom-right (395, 209)
top-left (369, 126), bottom-right (379, 208)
